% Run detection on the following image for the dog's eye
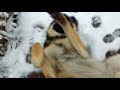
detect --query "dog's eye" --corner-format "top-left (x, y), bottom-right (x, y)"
top-left (91, 16), bottom-right (101, 28)
top-left (53, 23), bottom-right (65, 34)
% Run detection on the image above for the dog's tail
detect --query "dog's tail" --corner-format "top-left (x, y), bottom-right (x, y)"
top-left (47, 12), bottom-right (89, 59)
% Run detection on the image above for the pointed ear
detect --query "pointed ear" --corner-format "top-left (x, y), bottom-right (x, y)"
top-left (47, 12), bottom-right (89, 59)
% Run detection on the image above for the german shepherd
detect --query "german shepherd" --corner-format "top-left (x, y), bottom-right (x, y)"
top-left (31, 12), bottom-right (120, 78)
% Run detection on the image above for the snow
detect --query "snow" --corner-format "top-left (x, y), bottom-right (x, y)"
top-left (63, 12), bottom-right (120, 61)
top-left (0, 12), bottom-right (53, 78)
top-left (0, 12), bottom-right (120, 78)
top-left (0, 12), bottom-right (9, 19)
top-left (0, 12), bottom-right (9, 28)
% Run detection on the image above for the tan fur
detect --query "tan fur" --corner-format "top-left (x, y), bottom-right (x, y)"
top-left (31, 12), bottom-right (120, 78)
top-left (32, 42), bottom-right (56, 78)
top-left (106, 55), bottom-right (120, 74)
top-left (31, 43), bottom-right (44, 68)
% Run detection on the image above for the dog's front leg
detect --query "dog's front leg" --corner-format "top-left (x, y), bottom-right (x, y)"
top-left (32, 42), bottom-right (56, 78)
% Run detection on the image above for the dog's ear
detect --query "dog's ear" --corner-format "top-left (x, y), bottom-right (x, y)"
top-left (47, 12), bottom-right (89, 59)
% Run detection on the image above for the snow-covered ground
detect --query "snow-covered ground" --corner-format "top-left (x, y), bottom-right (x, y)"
top-left (63, 12), bottom-right (120, 60)
top-left (75, 12), bottom-right (120, 61)
top-left (0, 12), bottom-right (120, 78)
top-left (0, 12), bottom-right (53, 78)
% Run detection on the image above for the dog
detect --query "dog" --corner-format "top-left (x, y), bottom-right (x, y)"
top-left (31, 12), bottom-right (120, 78)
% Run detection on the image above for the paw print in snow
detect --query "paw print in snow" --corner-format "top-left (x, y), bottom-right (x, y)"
top-left (91, 16), bottom-right (101, 28)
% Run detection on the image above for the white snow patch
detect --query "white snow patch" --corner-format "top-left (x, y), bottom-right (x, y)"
top-left (64, 12), bottom-right (120, 61)
top-left (0, 12), bottom-right (53, 78)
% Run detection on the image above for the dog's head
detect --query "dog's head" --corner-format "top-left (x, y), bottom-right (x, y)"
top-left (44, 14), bottom-right (78, 47)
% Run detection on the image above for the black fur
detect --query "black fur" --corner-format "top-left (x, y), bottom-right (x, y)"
top-left (52, 14), bottom-right (78, 34)
top-left (53, 22), bottom-right (65, 34)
